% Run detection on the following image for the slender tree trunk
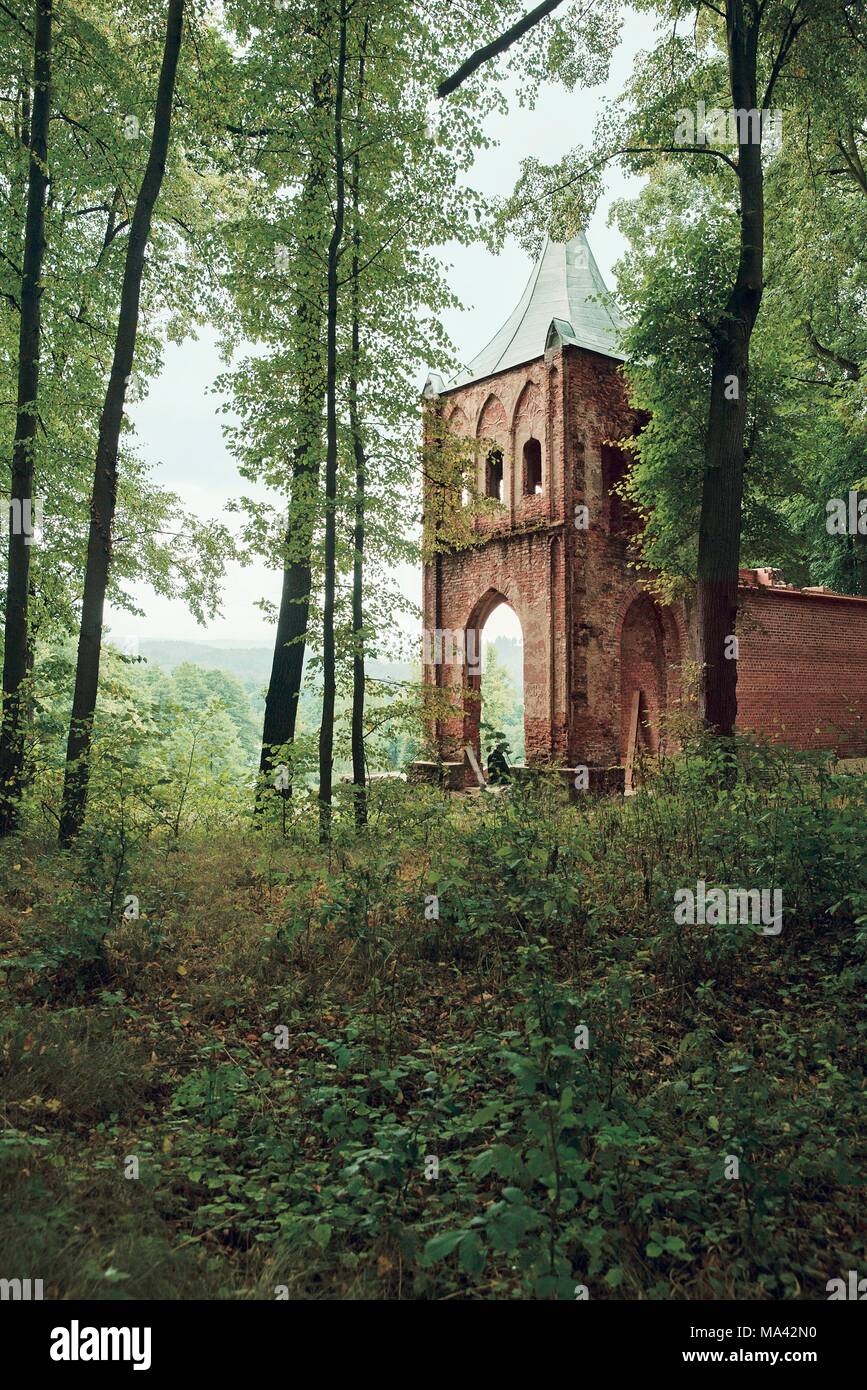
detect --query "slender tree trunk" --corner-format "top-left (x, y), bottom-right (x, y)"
top-left (349, 28), bottom-right (368, 829)
top-left (695, 340), bottom-right (749, 738)
top-left (258, 20), bottom-right (332, 805)
top-left (349, 334), bottom-right (366, 825)
top-left (59, 0), bottom-right (184, 845)
top-left (695, 0), bottom-right (763, 737)
top-left (258, 369), bottom-right (324, 804)
top-left (0, 0), bottom-right (52, 837)
top-left (257, 442), bottom-right (320, 794)
top-left (317, 2), bottom-right (347, 842)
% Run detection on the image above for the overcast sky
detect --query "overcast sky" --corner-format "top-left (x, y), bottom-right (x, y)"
top-left (108, 9), bottom-right (658, 650)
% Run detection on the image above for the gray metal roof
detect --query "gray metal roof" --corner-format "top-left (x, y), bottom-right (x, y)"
top-left (447, 231), bottom-right (626, 390)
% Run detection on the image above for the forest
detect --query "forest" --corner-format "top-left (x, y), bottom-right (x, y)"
top-left (0, 0), bottom-right (866, 1324)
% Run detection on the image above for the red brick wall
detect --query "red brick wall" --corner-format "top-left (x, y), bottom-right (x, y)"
top-left (736, 588), bottom-right (867, 756)
top-left (429, 529), bottom-right (563, 762)
top-left (422, 345), bottom-right (647, 768)
top-left (423, 353), bottom-right (569, 765)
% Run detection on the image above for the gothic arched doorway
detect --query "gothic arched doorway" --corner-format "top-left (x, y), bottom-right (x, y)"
top-left (619, 592), bottom-right (668, 772)
top-left (463, 589), bottom-right (525, 775)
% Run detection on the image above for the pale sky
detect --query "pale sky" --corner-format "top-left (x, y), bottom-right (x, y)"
top-left (108, 10), bottom-right (658, 650)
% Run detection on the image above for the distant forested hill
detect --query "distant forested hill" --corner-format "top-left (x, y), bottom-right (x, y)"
top-left (134, 635), bottom-right (525, 768)
top-left (138, 641), bottom-right (274, 692)
top-left (137, 635), bottom-right (524, 697)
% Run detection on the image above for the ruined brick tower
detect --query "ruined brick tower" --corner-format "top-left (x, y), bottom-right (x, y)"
top-left (421, 232), bottom-right (867, 775)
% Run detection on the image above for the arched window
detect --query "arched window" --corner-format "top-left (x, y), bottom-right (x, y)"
top-left (523, 437), bottom-right (542, 495)
top-left (485, 447), bottom-right (504, 502)
top-left (601, 444), bottom-right (632, 534)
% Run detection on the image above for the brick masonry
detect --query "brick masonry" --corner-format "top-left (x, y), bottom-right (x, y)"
top-left (422, 344), bottom-right (867, 767)
top-left (737, 582), bottom-right (867, 755)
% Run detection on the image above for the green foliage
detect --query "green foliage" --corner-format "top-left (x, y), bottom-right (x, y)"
top-left (480, 642), bottom-right (524, 763)
top-left (2, 807), bottom-right (138, 993)
top-left (11, 643), bottom-right (256, 841)
top-left (0, 0), bottom-right (236, 646)
top-left (2, 746), bottom-right (864, 1299)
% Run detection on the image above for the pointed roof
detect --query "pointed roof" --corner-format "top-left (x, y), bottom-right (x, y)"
top-left (447, 231), bottom-right (626, 391)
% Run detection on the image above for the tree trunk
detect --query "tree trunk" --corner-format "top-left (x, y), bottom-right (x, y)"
top-left (349, 28), bottom-right (368, 828)
top-left (695, 0), bottom-right (764, 737)
top-left (0, 0), bottom-right (52, 837)
top-left (257, 447), bottom-right (320, 796)
top-left (258, 113), bottom-right (328, 804)
top-left (695, 339), bottom-right (749, 737)
top-left (317, 2), bottom-right (347, 842)
top-left (349, 356), bottom-right (366, 826)
top-left (59, 0), bottom-right (185, 845)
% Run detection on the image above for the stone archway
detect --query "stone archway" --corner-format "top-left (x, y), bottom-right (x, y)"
top-left (620, 593), bottom-right (666, 760)
top-left (616, 590), bottom-right (684, 767)
top-left (462, 588), bottom-right (524, 770)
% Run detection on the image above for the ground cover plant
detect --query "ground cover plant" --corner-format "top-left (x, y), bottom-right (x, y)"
top-left (2, 741), bottom-right (864, 1300)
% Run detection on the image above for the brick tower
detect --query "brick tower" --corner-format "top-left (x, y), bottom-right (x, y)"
top-left (420, 231), bottom-right (685, 777)
top-left (420, 232), bottom-right (867, 778)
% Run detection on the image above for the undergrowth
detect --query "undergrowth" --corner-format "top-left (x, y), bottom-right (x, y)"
top-left (1, 741), bottom-right (865, 1299)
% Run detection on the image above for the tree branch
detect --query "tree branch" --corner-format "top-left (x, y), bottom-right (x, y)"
top-left (518, 140), bottom-right (739, 219)
top-left (803, 320), bottom-right (861, 380)
top-left (834, 126), bottom-right (867, 195)
top-left (761, 2), bottom-right (808, 109)
top-left (437, 0), bottom-right (568, 98)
